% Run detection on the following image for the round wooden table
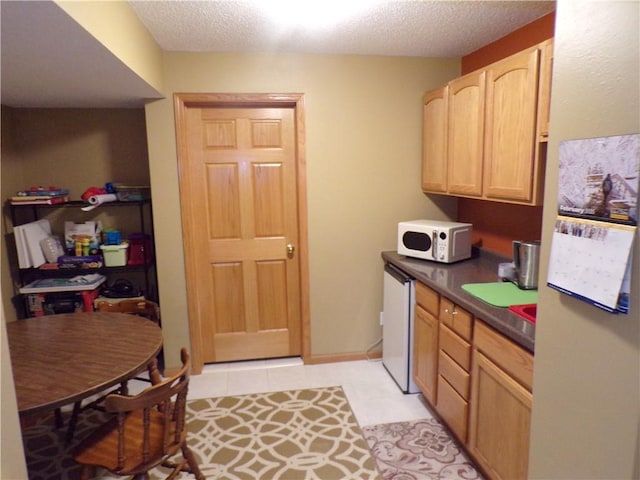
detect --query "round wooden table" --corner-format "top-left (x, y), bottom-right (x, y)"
top-left (7, 312), bottom-right (163, 416)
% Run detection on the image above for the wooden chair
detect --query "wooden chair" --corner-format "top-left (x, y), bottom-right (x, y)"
top-left (95, 299), bottom-right (160, 324)
top-left (72, 348), bottom-right (205, 480)
top-left (59, 299), bottom-right (162, 444)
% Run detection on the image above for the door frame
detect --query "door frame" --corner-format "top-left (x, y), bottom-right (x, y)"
top-left (173, 93), bottom-right (310, 374)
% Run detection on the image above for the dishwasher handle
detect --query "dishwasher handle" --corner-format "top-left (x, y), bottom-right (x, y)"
top-left (384, 263), bottom-right (413, 284)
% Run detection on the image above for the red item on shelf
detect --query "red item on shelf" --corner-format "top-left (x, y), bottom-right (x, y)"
top-left (81, 186), bottom-right (107, 201)
top-left (128, 234), bottom-right (154, 266)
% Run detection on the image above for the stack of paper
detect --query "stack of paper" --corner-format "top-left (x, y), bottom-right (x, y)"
top-left (13, 219), bottom-right (52, 268)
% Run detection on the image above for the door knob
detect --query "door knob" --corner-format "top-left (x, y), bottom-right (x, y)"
top-left (286, 243), bottom-right (295, 258)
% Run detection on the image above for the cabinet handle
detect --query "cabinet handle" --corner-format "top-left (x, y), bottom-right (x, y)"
top-left (444, 308), bottom-right (458, 315)
top-left (286, 243), bottom-right (295, 258)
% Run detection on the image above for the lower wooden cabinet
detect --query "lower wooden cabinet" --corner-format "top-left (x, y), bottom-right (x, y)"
top-left (411, 281), bottom-right (535, 480)
top-left (468, 321), bottom-right (534, 480)
top-left (413, 304), bottom-right (439, 404)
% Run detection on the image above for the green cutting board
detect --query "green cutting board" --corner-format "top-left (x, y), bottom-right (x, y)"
top-left (461, 282), bottom-right (538, 307)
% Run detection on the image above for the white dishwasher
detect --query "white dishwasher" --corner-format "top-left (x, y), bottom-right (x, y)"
top-left (382, 263), bottom-right (419, 394)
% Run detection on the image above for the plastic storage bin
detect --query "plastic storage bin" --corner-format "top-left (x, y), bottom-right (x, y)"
top-left (128, 233), bottom-right (154, 265)
top-left (25, 290), bottom-right (100, 317)
top-left (115, 185), bottom-right (151, 202)
top-left (100, 242), bottom-right (129, 267)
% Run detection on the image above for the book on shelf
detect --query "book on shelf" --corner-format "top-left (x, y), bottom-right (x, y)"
top-left (15, 188), bottom-right (69, 197)
top-left (10, 195), bottom-right (70, 205)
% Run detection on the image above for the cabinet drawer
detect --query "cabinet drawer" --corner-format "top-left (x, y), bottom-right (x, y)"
top-left (439, 350), bottom-right (470, 400)
top-left (437, 375), bottom-right (468, 443)
top-left (474, 320), bottom-right (534, 391)
top-left (416, 282), bottom-right (439, 317)
top-left (439, 297), bottom-right (473, 340)
top-left (439, 323), bottom-right (471, 371)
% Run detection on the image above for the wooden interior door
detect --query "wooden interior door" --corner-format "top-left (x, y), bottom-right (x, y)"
top-left (175, 95), bottom-right (307, 367)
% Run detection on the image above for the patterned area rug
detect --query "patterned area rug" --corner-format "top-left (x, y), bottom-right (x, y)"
top-left (22, 386), bottom-right (380, 480)
top-left (363, 419), bottom-right (483, 480)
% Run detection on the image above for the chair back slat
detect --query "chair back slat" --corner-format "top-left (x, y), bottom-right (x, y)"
top-left (116, 413), bottom-right (126, 469)
top-left (95, 299), bottom-right (160, 324)
top-left (75, 348), bottom-right (197, 477)
top-left (142, 407), bottom-right (152, 465)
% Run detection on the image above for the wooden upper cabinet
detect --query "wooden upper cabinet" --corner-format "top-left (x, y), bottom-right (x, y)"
top-left (447, 70), bottom-right (486, 197)
top-left (421, 39), bottom-right (553, 206)
top-left (422, 87), bottom-right (448, 192)
top-left (483, 47), bottom-right (540, 202)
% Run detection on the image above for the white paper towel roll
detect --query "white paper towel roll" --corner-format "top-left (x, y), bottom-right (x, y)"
top-left (82, 193), bottom-right (118, 211)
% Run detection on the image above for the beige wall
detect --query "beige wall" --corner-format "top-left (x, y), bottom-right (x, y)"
top-left (529, 1), bottom-right (640, 478)
top-left (6, 109), bottom-right (149, 195)
top-left (0, 307), bottom-right (27, 479)
top-left (145, 52), bottom-right (459, 368)
top-left (0, 110), bottom-right (27, 478)
top-left (1, 107), bottom-right (23, 322)
top-left (55, 0), bottom-right (164, 94)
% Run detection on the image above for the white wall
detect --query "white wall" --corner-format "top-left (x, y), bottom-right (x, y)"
top-left (529, 1), bottom-right (640, 478)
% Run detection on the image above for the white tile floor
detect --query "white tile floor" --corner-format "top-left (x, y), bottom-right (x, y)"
top-left (186, 357), bottom-right (435, 427)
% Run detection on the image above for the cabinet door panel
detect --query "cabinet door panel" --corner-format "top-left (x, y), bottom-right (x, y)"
top-left (469, 351), bottom-right (532, 480)
top-left (416, 281), bottom-right (439, 317)
top-left (413, 304), bottom-right (439, 404)
top-left (447, 71), bottom-right (485, 196)
top-left (484, 48), bottom-right (540, 202)
top-left (422, 87), bottom-right (448, 192)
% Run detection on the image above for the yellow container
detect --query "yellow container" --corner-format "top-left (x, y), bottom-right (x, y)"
top-left (100, 242), bottom-right (129, 267)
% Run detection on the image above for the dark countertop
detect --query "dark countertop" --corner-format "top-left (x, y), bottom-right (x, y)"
top-left (382, 249), bottom-right (535, 353)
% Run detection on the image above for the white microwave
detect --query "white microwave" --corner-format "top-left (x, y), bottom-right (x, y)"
top-left (397, 220), bottom-right (472, 263)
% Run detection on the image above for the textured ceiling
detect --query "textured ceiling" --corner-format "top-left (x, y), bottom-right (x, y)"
top-left (1, 0), bottom-right (555, 108)
top-left (129, 0), bottom-right (556, 57)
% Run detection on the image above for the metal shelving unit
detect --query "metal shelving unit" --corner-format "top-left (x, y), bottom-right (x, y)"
top-left (9, 199), bottom-right (158, 316)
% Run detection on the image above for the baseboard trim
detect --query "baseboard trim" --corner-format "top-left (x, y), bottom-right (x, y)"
top-left (303, 350), bottom-right (382, 365)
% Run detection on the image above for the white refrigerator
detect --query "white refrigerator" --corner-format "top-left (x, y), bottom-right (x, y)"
top-left (382, 263), bottom-right (419, 394)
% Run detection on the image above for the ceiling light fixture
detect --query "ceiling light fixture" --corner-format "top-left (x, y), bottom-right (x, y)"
top-left (251, 0), bottom-right (383, 30)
